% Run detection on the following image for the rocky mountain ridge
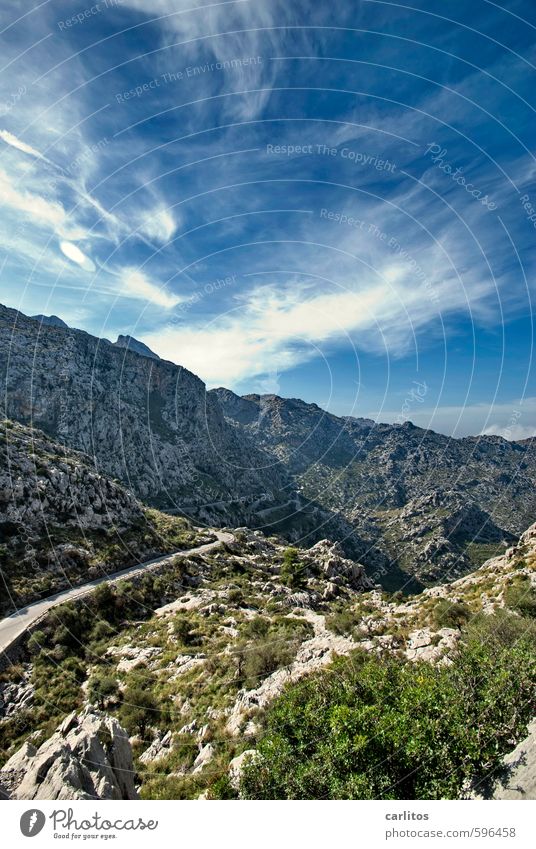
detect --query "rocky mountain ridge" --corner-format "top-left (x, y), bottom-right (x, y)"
top-left (2, 302), bottom-right (536, 589)
top-left (213, 388), bottom-right (536, 583)
top-left (0, 304), bottom-right (290, 524)
top-left (0, 418), bottom-right (205, 612)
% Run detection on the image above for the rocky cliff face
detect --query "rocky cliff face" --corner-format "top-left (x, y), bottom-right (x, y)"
top-left (0, 418), bottom-right (201, 612)
top-left (0, 304), bottom-right (288, 522)
top-left (0, 708), bottom-right (137, 800)
top-left (213, 389), bottom-right (536, 583)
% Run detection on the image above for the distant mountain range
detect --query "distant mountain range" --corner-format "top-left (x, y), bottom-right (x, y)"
top-left (2, 302), bottom-right (535, 589)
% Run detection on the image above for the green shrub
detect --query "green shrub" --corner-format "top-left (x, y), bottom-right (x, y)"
top-left (120, 668), bottom-right (160, 737)
top-left (90, 620), bottom-right (116, 642)
top-left (235, 617), bottom-right (312, 689)
top-left (431, 599), bottom-right (471, 629)
top-left (173, 615), bottom-right (200, 645)
top-left (242, 616), bottom-right (270, 639)
top-left (325, 607), bottom-right (361, 637)
top-left (227, 588), bottom-right (245, 605)
top-left (280, 548), bottom-right (305, 589)
top-left (504, 576), bottom-right (536, 618)
top-left (27, 630), bottom-right (47, 656)
top-left (241, 612), bottom-right (536, 799)
top-left (87, 672), bottom-right (120, 709)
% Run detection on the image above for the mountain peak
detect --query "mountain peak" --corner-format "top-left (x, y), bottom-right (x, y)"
top-left (112, 334), bottom-right (160, 360)
top-left (31, 313), bottom-right (68, 328)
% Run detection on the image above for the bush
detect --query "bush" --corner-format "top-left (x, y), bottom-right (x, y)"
top-left (326, 607), bottom-right (361, 637)
top-left (241, 612), bottom-right (536, 799)
top-left (27, 630), bottom-right (47, 656)
top-left (173, 615), bottom-right (199, 645)
top-left (120, 684), bottom-right (158, 737)
top-left (90, 620), bottom-right (116, 642)
top-left (235, 617), bottom-right (312, 689)
top-left (242, 616), bottom-right (270, 640)
top-left (227, 588), bottom-right (245, 605)
top-left (431, 599), bottom-right (471, 629)
top-left (87, 672), bottom-right (120, 709)
top-left (280, 548), bottom-right (305, 589)
top-left (504, 576), bottom-right (536, 618)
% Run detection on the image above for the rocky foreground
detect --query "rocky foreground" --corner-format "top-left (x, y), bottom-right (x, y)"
top-left (1, 708), bottom-right (137, 800)
top-left (1, 520), bottom-right (535, 800)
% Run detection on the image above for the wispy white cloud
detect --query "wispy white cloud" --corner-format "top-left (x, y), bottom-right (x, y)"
top-left (140, 267), bottom-right (492, 386)
top-left (138, 206), bottom-right (177, 244)
top-left (0, 168), bottom-right (86, 238)
top-left (121, 0), bottom-right (289, 121)
top-left (0, 129), bottom-right (49, 162)
top-left (119, 268), bottom-right (183, 308)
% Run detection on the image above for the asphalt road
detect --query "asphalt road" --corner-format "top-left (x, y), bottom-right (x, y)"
top-left (0, 530), bottom-right (233, 656)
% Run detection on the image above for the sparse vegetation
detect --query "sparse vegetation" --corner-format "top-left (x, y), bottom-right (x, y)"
top-left (119, 670), bottom-right (158, 737)
top-left (234, 616), bottom-right (313, 689)
top-left (504, 575), bottom-right (536, 618)
top-left (87, 672), bottom-right (120, 709)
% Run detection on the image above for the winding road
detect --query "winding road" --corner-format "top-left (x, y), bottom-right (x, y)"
top-left (0, 530), bottom-right (234, 656)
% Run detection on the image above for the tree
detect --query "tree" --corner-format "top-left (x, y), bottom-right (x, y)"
top-left (120, 683), bottom-right (158, 737)
top-left (280, 547), bottom-right (304, 589)
top-left (87, 671), bottom-right (120, 709)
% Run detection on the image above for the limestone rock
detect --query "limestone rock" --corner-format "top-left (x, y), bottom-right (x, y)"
top-left (139, 730), bottom-right (173, 764)
top-left (0, 672), bottom-right (34, 718)
top-left (0, 708), bottom-right (138, 800)
top-left (228, 749), bottom-right (257, 790)
top-left (192, 743), bottom-right (215, 773)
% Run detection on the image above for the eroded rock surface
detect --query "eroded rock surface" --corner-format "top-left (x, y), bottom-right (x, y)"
top-left (0, 708), bottom-right (138, 800)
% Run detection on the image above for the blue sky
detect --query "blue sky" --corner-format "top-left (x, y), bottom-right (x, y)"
top-left (0, 0), bottom-right (535, 437)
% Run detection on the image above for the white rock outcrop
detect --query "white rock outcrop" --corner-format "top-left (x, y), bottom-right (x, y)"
top-left (468, 719), bottom-right (536, 800)
top-left (0, 708), bottom-right (138, 800)
top-left (228, 749), bottom-right (257, 790)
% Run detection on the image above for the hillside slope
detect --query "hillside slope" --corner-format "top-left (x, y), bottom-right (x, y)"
top-left (1, 517), bottom-right (534, 800)
top-left (0, 419), bottom-right (204, 612)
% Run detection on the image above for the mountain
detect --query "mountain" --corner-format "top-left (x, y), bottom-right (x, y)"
top-left (112, 334), bottom-right (160, 360)
top-left (0, 418), bottom-right (205, 612)
top-left (212, 388), bottom-right (536, 584)
top-left (2, 301), bottom-right (536, 589)
top-left (30, 314), bottom-right (68, 328)
top-left (0, 304), bottom-right (290, 526)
